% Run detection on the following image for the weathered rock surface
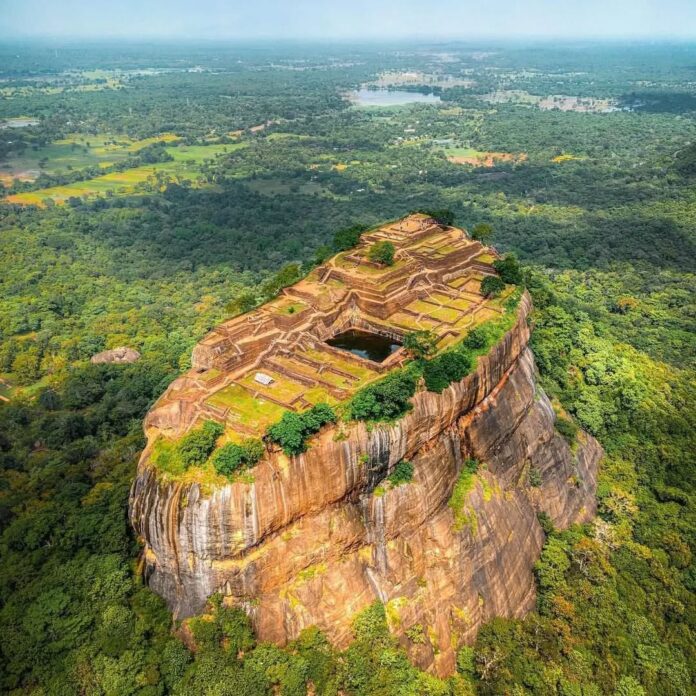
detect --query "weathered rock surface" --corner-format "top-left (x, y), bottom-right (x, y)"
top-left (129, 293), bottom-right (600, 676)
top-left (90, 346), bottom-right (141, 364)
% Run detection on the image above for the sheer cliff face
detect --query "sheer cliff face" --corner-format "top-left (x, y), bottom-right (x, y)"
top-left (130, 293), bottom-right (600, 676)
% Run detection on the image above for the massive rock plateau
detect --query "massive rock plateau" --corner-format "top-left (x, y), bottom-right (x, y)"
top-left (130, 292), bottom-right (600, 676)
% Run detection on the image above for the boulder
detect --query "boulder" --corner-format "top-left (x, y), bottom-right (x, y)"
top-left (90, 346), bottom-right (141, 364)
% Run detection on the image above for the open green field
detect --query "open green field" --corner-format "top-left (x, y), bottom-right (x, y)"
top-left (5, 141), bottom-right (246, 205)
top-left (443, 147), bottom-right (486, 158)
top-left (0, 132), bottom-right (181, 184)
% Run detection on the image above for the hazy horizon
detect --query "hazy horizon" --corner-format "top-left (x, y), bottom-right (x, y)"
top-left (3, 0), bottom-right (696, 41)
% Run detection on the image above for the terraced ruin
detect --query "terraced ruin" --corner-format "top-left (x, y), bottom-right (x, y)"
top-left (131, 217), bottom-right (601, 674)
top-left (145, 213), bottom-right (507, 452)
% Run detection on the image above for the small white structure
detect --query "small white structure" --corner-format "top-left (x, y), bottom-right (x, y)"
top-left (254, 372), bottom-right (274, 386)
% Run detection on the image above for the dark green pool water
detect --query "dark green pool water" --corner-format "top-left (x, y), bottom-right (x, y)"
top-left (326, 329), bottom-right (401, 363)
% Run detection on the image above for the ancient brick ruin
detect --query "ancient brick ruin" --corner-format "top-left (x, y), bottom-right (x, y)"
top-left (145, 213), bottom-right (503, 441)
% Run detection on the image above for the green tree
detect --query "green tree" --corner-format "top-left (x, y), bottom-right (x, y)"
top-left (348, 369), bottom-right (418, 421)
top-left (423, 351), bottom-right (472, 393)
top-left (403, 330), bottom-right (438, 359)
top-left (367, 241), bottom-right (395, 266)
top-left (262, 263), bottom-right (302, 298)
top-left (177, 420), bottom-right (224, 468)
top-left (211, 438), bottom-right (264, 478)
top-left (614, 676), bottom-right (646, 696)
top-left (266, 403), bottom-right (336, 456)
top-left (462, 327), bottom-right (488, 350)
top-left (267, 412), bottom-right (306, 455)
top-left (226, 290), bottom-right (258, 316)
top-left (471, 222), bottom-right (494, 243)
top-left (12, 348), bottom-right (41, 385)
top-left (480, 275), bottom-right (505, 297)
top-left (388, 460), bottom-right (414, 486)
top-left (333, 223), bottom-right (368, 251)
top-left (493, 255), bottom-right (523, 285)
top-left (417, 208), bottom-right (455, 226)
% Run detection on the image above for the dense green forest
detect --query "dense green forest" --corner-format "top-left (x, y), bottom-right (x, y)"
top-left (0, 41), bottom-right (694, 695)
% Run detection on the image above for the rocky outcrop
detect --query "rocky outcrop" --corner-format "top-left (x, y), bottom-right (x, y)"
top-left (91, 346), bottom-right (141, 364)
top-left (129, 293), bottom-right (600, 676)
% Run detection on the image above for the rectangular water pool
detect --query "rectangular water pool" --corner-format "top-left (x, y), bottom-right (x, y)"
top-left (326, 329), bottom-right (401, 363)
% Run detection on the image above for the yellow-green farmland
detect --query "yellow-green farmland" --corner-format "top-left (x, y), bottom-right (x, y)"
top-left (0, 132), bottom-right (182, 185)
top-left (5, 141), bottom-right (246, 205)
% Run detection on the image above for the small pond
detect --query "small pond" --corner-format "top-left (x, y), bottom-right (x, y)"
top-left (326, 329), bottom-right (401, 363)
top-left (348, 89), bottom-right (441, 107)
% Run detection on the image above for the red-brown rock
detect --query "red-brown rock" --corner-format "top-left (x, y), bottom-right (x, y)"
top-left (129, 293), bottom-right (600, 676)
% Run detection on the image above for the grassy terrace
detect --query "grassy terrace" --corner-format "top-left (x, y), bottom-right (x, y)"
top-left (389, 312), bottom-right (439, 331)
top-left (238, 369), bottom-right (308, 403)
top-left (299, 348), bottom-right (378, 380)
top-left (448, 277), bottom-right (484, 293)
top-left (334, 253), bottom-right (410, 277)
top-left (206, 384), bottom-right (288, 432)
top-left (267, 297), bottom-right (309, 316)
top-left (405, 299), bottom-right (462, 323)
top-left (271, 356), bottom-right (357, 389)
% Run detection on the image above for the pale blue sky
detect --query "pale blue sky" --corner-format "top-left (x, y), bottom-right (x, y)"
top-left (2, 0), bottom-right (696, 40)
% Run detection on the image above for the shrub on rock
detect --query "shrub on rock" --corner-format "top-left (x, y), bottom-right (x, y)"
top-left (348, 370), bottom-right (418, 421)
top-left (178, 420), bottom-right (224, 468)
top-left (267, 403), bottom-right (336, 456)
top-left (211, 439), bottom-right (264, 478)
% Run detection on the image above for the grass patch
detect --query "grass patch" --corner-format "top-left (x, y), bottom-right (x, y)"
top-left (238, 370), bottom-right (306, 405)
top-left (449, 459), bottom-right (480, 532)
top-left (389, 312), bottom-right (439, 332)
top-left (301, 349), bottom-right (377, 381)
top-left (388, 460), bottom-right (414, 486)
top-left (406, 299), bottom-right (461, 322)
top-left (268, 297), bottom-right (308, 316)
top-left (207, 384), bottom-right (288, 431)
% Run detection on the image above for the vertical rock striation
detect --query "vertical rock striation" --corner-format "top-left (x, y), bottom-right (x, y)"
top-left (130, 292), bottom-right (601, 676)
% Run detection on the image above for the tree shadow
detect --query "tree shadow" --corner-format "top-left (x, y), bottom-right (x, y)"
top-left (619, 91), bottom-right (696, 114)
top-left (486, 207), bottom-right (695, 273)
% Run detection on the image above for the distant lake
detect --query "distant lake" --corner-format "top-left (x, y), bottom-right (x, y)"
top-left (348, 89), bottom-right (441, 107)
